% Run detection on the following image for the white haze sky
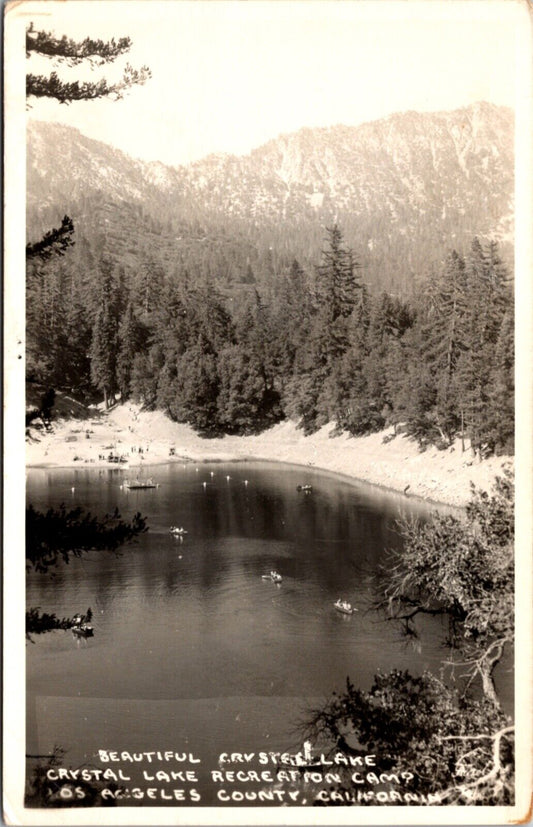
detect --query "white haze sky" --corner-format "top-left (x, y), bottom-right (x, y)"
top-left (22, 1), bottom-right (522, 167)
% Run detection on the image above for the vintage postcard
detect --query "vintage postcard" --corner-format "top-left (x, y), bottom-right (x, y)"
top-left (4, 0), bottom-right (532, 824)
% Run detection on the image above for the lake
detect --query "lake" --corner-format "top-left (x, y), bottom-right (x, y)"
top-left (25, 461), bottom-right (478, 807)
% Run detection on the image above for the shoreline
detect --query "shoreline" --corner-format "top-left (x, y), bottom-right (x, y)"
top-left (28, 453), bottom-right (453, 511)
top-left (25, 403), bottom-right (512, 508)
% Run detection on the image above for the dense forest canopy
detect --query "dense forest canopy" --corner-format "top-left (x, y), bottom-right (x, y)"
top-left (27, 224), bottom-right (514, 456)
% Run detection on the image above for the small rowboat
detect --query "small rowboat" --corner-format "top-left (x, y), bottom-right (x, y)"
top-left (72, 624), bottom-right (94, 637)
top-left (334, 599), bottom-right (356, 615)
top-left (170, 526), bottom-right (188, 535)
top-left (124, 478), bottom-right (159, 490)
top-left (263, 571), bottom-right (282, 583)
top-left (296, 484), bottom-right (313, 493)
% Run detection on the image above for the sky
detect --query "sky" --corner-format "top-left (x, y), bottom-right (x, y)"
top-left (18, 0), bottom-right (523, 167)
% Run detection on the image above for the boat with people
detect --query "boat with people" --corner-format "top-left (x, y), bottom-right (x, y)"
top-left (262, 570), bottom-right (283, 583)
top-left (296, 484), bottom-right (313, 493)
top-left (124, 478), bottom-right (159, 490)
top-left (334, 598), bottom-right (356, 615)
top-left (71, 623), bottom-right (94, 637)
top-left (71, 610), bottom-right (94, 637)
top-left (170, 526), bottom-right (188, 535)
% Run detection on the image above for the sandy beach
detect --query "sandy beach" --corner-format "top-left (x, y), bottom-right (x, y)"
top-left (25, 403), bottom-right (512, 508)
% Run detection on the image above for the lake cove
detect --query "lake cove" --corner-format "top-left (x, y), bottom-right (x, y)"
top-left (26, 460), bottom-right (476, 806)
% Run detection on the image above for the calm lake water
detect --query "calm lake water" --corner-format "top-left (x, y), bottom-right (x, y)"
top-left (26, 461), bottom-right (509, 807)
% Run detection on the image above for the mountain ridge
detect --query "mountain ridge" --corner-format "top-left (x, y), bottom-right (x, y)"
top-left (27, 101), bottom-right (514, 295)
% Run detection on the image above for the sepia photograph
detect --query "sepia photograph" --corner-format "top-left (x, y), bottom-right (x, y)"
top-left (3, 0), bottom-right (532, 823)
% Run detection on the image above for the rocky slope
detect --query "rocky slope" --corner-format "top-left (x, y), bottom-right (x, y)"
top-left (27, 101), bottom-right (514, 294)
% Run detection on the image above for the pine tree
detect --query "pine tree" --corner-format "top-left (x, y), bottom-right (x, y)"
top-left (394, 324), bottom-right (440, 446)
top-left (421, 251), bottom-right (469, 444)
top-left (26, 215), bottom-right (74, 260)
top-left (310, 226), bottom-right (364, 421)
top-left (116, 302), bottom-right (144, 401)
top-left (326, 345), bottom-right (379, 435)
top-left (454, 239), bottom-right (512, 455)
top-left (270, 259), bottom-right (312, 380)
top-left (484, 305), bottom-right (514, 454)
top-left (316, 225), bottom-right (361, 324)
top-left (89, 264), bottom-right (118, 407)
top-left (217, 345), bottom-right (271, 433)
top-left (26, 23), bottom-right (151, 104)
top-left (134, 255), bottom-right (165, 317)
top-left (130, 349), bottom-right (161, 409)
top-left (361, 292), bottom-right (415, 428)
top-left (171, 336), bottom-right (220, 433)
top-left (186, 287), bottom-right (234, 353)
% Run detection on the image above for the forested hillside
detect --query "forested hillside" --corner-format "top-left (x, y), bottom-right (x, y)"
top-left (27, 220), bottom-right (513, 456)
top-left (27, 103), bottom-right (514, 455)
top-left (27, 102), bottom-right (513, 296)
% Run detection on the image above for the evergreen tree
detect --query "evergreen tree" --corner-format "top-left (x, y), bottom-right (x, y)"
top-left (282, 372), bottom-right (324, 435)
top-left (363, 293), bottom-right (398, 416)
top-left (484, 305), bottom-right (515, 454)
top-left (116, 302), bottom-right (144, 401)
top-left (454, 239), bottom-right (512, 455)
top-left (64, 293), bottom-right (92, 393)
top-left (130, 348), bottom-right (162, 409)
top-left (186, 287), bottom-right (234, 353)
top-left (217, 345), bottom-right (272, 433)
top-left (326, 345), bottom-right (380, 435)
top-left (26, 215), bottom-right (74, 261)
top-left (269, 259), bottom-right (312, 381)
top-left (350, 282), bottom-right (372, 355)
top-left (234, 289), bottom-right (273, 381)
top-left (134, 255), bottom-right (165, 317)
top-left (316, 225), bottom-right (361, 323)
top-left (170, 336), bottom-right (220, 433)
top-left (414, 251), bottom-right (469, 444)
top-left (89, 264), bottom-right (118, 407)
top-left (26, 23), bottom-right (151, 103)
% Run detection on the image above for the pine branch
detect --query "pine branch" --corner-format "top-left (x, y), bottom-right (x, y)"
top-left (26, 504), bottom-right (147, 573)
top-left (27, 65), bottom-right (151, 104)
top-left (26, 215), bottom-right (74, 261)
top-left (26, 26), bottom-right (131, 63)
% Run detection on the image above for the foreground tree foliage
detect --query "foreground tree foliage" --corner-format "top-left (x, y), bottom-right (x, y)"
top-left (304, 472), bottom-right (514, 805)
top-left (26, 607), bottom-right (92, 637)
top-left (26, 215), bottom-right (75, 261)
top-left (305, 671), bottom-right (513, 806)
top-left (25, 746), bottom-right (118, 807)
top-left (26, 505), bottom-right (147, 635)
top-left (380, 467), bottom-right (513, 706)
top-left (26, 23), bottom-right (151, 104)
top-left (26, 24), bottom-right (150, 398)
top-left (26, 504), bottom-right (147, 574)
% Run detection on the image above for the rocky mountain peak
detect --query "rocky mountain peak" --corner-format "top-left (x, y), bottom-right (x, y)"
top-left (27, 102), bottom-right (514, 293)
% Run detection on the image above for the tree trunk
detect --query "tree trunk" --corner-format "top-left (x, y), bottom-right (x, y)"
top-left (479, 642), bottom-right (506, 710)
top-left (480, 663), bottom-right (501, 709)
